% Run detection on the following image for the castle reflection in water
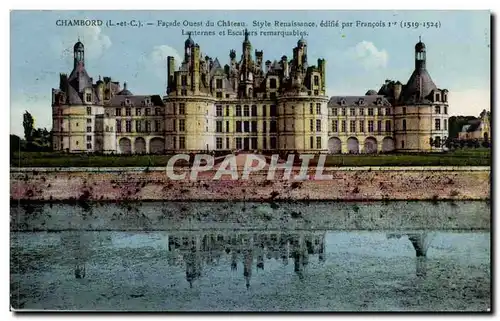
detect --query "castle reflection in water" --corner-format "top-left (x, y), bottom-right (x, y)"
top-left (166, 231), bottom-right (326, 288)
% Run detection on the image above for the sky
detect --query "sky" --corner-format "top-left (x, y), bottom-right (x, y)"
top-left (10, 10), bottom-right (490, 137)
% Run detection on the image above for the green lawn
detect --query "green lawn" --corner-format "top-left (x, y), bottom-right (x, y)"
top-left (10, 149), bottom-right (490, 168)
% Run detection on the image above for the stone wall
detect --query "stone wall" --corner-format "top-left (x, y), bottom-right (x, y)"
top-left (10, 167), bottom-right (490, 201)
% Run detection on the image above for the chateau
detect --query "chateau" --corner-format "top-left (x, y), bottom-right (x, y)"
top-left (52, 32), bottom-right (450, 154)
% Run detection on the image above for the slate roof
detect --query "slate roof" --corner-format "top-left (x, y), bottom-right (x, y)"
top-left (401, 69), bottom-right (437, 103)
top-left (106, 94), bottom-right (165, 107)
top-left (328, 95), bottom-right (392, 107)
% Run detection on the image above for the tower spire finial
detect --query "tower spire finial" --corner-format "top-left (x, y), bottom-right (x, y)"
top-left (244, 28), bottom-right (249, 41)
top-left (419, 35), bottom-right (421, 42)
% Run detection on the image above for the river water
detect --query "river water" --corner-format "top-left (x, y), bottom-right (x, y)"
top-left (10, 201), bottom-right (491, 312)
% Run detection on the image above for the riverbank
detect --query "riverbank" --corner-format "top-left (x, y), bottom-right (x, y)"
top-left (10, 166), bottom-right (490, 201)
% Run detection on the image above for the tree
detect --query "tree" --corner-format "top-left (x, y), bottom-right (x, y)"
top-left (23, 111), bottom-right (34, 143)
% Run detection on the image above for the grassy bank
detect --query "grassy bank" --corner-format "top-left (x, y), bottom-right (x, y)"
top-left (10, 149), bottom-right (491, 167)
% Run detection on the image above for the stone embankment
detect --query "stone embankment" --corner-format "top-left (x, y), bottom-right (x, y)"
top-left (10, 166), bottom-right (490, 201)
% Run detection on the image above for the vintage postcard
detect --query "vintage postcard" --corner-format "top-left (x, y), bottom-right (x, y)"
top-left (9, 10), bottom-right (491, 312)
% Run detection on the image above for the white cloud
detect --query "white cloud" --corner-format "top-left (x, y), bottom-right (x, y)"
top-left (50, 25), bottom-right (112, 60)
top-left (347, 41), bottom-right (388, 70)
top-left (145, 45), bottom-right (182, 80)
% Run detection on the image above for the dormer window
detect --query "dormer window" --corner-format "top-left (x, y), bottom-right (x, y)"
top-left (376, 98), bottom-right (383, 106)
top-left (358, 98), bottom-right (365, 106)
top-left (444, 93), bottom-right (448, 102)
top-left (340, 99), bottom-right (346, 106)
top-left (85, 93), bottom-right (92, 103)
top-left (436, 92), bottom-right (441, 102)
top-left (125, 98), bottom-right (130, 105)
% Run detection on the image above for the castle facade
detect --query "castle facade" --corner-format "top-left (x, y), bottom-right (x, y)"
top-left (52, 32), bottom-right (450, 154)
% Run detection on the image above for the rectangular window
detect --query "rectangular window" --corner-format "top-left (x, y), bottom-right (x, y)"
top-left (385, 120), bottom-right (391, 132)
top-left (402, 140), bottom-right (405, 149)
top-left (270, 137), bottom-right (277, 149)
top-left (403, 119), bottom-right (407, 130)
top-left (116, 120), bottom-right (122, 133)
top-left (179, 119), bottom-right (185, 132)
top-left (86, 93), bottom-right (92, 103)
top-left (87, 143), bottom-right (92, 149)
top-left (359, 120), bottom-right (365, 132)
top-left (244, 105), bottom-right (250, 117)
top-left (115, 108), bottom-right (122, 116)
top-left (145, 108), bottom-right (151, 116)
top-left (314, 75), bottom-right (319, 86)
top-left (444, 106), bottom-right (448, 114)
top-left (368, 108), bottom-right (374, 116)
top-left (155, 120), bottom-right (162, 132)
top-left (314, 90), bottom-right (319, 96)
top-left (316, 119), bottom-right (321, 132)
top-left (350, 108), bottom-right (355, 116)
top-left (181, 89), bottom-right (187, 96)
top-left (332, 108), bottom-right (338, 116)
top-left (262, 105), bottom-right (267, 117)
top-left (342, 108), bottom-right (346, 116)
top-left (435, 106), bottom-right (441, 114)
top-left (225, 106), bottom-right (230, 117)
top-left (403, 107), bottom-right (407, 115)
top-left (216, 79), bottom-right (223, 89)
top-left (126, 120), bottom-right (132, 132)
top-left (126, 108), bottom-right (131, 116)
top-left (270, 105), bottom-right (277, 117)
top-left (216, 105), bottom-right (222, 117)
top-left (216, 92), bottom-right (223, 98)
top-left (377, 120), bottom-right (382, 133)
top-left (173, 119), bottom-right (176, 131)
top-left (86, 107), bottom-right (92, 115)
top-left (136, 120), bottom-right (142, 132)
top-left (155, 108), bottom-right (161, 116)
top-left (236, 105), bottom-right (242, 116)
top-left (341, 120), bottom-right (346, 132)
top-left (316, 103), bottom-right (321, 115)
top-left (236, 137), bottom-right (242, 149)
top-left (216, 121), bottom-right (223, 133)
top-left (435, 118), bottom-right (441, 130)
top-left (146, 121), bottom-right (151, 132)
top-left (262, 137), bottom-right (267, 150)
top-left (270, 92), bottom-right (276, 99)
top-left (316, 137), bottom-right (322, 149)
top-left (310, 119), bottom-right (314, 131)
top-left (179, 137), bottom-right (186, 149)
top-left (310, 136), bottom-right (314, 149)
top-left (216, 137), bottom-right (223, 149)
top-left (236, 121), bottom-right (242, 132)
top-left (226, 137), bottom-right (230, 149)
top-left (251, 137), bottom-right (258, 150)
top-left (270, 120), bottom-right (277, 133)
top-left (86, 135), bottom-right (92, 142)
top-left (378, 107), bottom-right (383, 116)
top-left (368, 120), bottom-right (374, 132)
top-left (136, 108), bottom-right (141, 116)
top-left (87, 118), bottom-right (92, 124)
top-left (385, 107), bottom-right (391, 115)
top-left (444, 119), bottom-right (448, 131)
top-left (332, 120), bottom-right (338, 132)
top-left (173, 137), bottom-right (177, 150)
top-left (244, 121), bottom-right (250, 133)
top-left (181, 75), bottom-right (187, 86)
top-left (350, 120), bottom-right (356, 133)
top-left (179, 103), bottom-right (185, 115)
top-left (226, 121), bottom-right (229, 132)
top-left (251, 105), bottom-right (257, 117)
top-left (251, 121), bottom-right (258, 133)
top-left (359, 108), bottom-right (364, 116)
top-left (263, 121), bottom-right (267, 133)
